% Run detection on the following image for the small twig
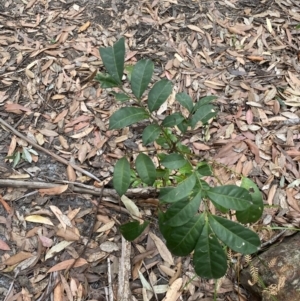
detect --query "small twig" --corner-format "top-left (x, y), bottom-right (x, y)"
top-left (0, 117), bottom-right (102, 183)
top-left (259, 230), bottom-right (287, 250)
top-left (107, 258), bottom-right (114, 301)
top-left (0, 115), bottom-right (27, 142)
top-left (0, 179), bottom-right (158, 200)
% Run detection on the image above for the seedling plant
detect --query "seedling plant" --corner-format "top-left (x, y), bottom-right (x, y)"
top-left (96, 38), bottom-right (264, 279)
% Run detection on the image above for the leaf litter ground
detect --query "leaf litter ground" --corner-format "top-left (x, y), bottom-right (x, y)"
top-left (0, 0), bottom-right (300, 300)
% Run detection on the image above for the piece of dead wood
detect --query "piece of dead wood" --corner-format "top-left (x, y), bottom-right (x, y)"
top-left (118, 236), bottom-right (132, 301)
top-left (0, 179), bottom-right (158, 200)
top-left (0, 117), bottom-right (102, 183)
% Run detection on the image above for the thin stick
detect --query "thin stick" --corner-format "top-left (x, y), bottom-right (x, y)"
top-left (0, 117), bottom-right (102, 183)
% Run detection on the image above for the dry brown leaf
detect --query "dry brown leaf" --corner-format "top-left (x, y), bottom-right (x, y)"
top-left (52, 94), bottom-right (65, 100)
top-left (47, 258), bottom-right (87, 273)
top-left (45, 241), bottom-right (73, 260)
top-left (77, 143), bottom-right (89, 164)
top-left (25, 215), bottom-right (54, 226)
top-left (39, 185), bottom-right (68, 196)
top-left (149, 232), bottom-right (174, 265)
top-left (38, 129), bottom-right (59, 137)
top-left (162, 278), bottom-right (182, 301)
top-left (50, 205), bottom-right (72, 230)
top-left (67, 165), bottom-right (76, 181)
top-left (70, 126), bottom-right (94, 138)
top-left (78, 21), bottom-right (91, 33)
top-left (0, 239), bottom-right (10, 251)
top-left (187, 24), bottom-right (204, 34)
top-left (53, 109), bottom-right (68, 123)
top-left (56, 227), bottom-right (80, 241)
top-left (4, 103), bottom-right (32, 114)
top-left (5, 251), bottom-right (33, 265)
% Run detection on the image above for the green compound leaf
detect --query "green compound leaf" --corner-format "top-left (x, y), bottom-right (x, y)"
top-left (160, 153), bottom-right (187, 169)
top-left (135, 153), bottom-right (156, 185)
top-left (191, 105), bottom-right (216, 128)
top-left (109, 107), bottom-right (149, 129)
top-left (142, 124), bottom-right (161, 145)
top-left (95, 73), bottom-right (119, 88)
top-left (236, 178), bottom-right (264, 224)
top-left (176, 92), bottom-right (193, 113)
top-left (163, 214), bottom-right (205, 256)
top-left (209, 215), bottom-right (261, 254)
top-left (194, 222), bottom-right (228, 279)
top-left (163, 191), bottom-right (202, 227)
top-left (120, 220), bottom-right (149, 241)
top-left (206, 185), bottom-right (252, 211)
top-left (162, 113), bottom-right (185, 127)
top-left (99, 37), bottom-right (125, 84)
top-left (131, 59), bottom-right (154, 99)
top-left (159, 174), bottom-right (196, 203)
top-left (113, 157), bottom-right (131, 196)
top-left (147, 79), bottom-right (173, 112)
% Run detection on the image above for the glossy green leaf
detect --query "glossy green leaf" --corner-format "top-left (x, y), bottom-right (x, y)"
top-left (196, 162), bottom-right (212, 177)
top-left (176, 92), bottom-right (193, 113)
top-left (131, 59), bottom-right (154, 99)
top-left (164, 214), bottom-right (205, 256)
top-left (110, 92), bottom-right (130, 102)
top-left (125, 64), bottom-right (134, 81)
top-left (159, 174), bottom-right (196, 203)
top-left (206, 185), bottom-right (252, 211)
top-left (209, 215), bottom-right (260, 254)
top-left (120, 220), bottom-right (149, 241)
top-left (194, 222), bottom-right (228, 279)
top-left (193, 95), bottom-right (218, 112)
top-left (109, 107), bottom-right (148, 129)
top-left (99, 37), bottom-right (125, 84)
top-left (236, 178), bottom-right (264, 224)
top-left (177, 119), bottom-right (189, 133)
top-left (162, 113), bottom-right (185, 127)
top-left (147, 79), bottom-right (173, 112)
top-left (142, 124), bottom-right (161, 145)
top-left (163, 192), bottom-right (202, 227)
top-left (160, 153), bottom-right (187, 169)
top-left (196, 179), bottom-right (211, 192)
top-left (191, 105), bottom-right (216, 128)
top-left (95, 73), bottom-right (119, 88)
top-left (113, 157), bottom-right (131, 196)
top-left (135, 153), bottom-right (156, 185)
